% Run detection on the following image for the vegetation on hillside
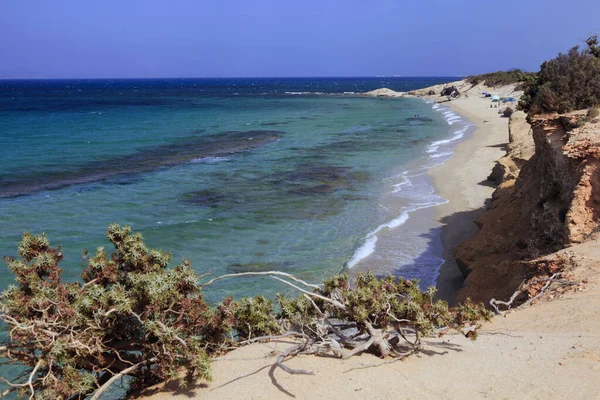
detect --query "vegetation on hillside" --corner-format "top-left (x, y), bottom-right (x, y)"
top-left (518, 36), bottom-right (600, 114)
top-left (0, 225), bottom-right (492, 399)
top-left (466, 69), bottom-right (535, 88)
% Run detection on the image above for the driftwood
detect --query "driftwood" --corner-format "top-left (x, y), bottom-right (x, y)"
top-left (489, 273), bottom-right (580, 315)
top-left (200, 271), bottom-right (489, 375)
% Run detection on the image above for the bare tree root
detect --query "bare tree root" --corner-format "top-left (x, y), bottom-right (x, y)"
top-left (490, 272), bottom-right (580, 315)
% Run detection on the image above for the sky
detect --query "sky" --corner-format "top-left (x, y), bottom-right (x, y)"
top-left (1, 0), bottom-right (599, 78)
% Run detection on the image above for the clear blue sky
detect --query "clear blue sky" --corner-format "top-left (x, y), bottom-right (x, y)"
top-left (1, 0), bottom-right (599, 78)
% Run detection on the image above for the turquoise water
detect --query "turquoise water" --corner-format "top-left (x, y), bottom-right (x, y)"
top-left (0, 78), bottom-right (465, 302)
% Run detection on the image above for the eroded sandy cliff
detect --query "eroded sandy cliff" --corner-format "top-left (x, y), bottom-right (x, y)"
top-left (456, 111), bottom-right (600, 303)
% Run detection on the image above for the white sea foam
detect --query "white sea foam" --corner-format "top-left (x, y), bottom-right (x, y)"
top-left (346, 235), bottom-right (379, 269)
top-left (190, 156), bottom-right (230, 164)
top-left (347, 194), bottom-right (450, 269)
top-left (346, 212), bottom-right (409, 269)
top-left (382, 212), bottom-right (411, 230)
top-left (429, 151), bottom-right (454, 159)
top-left (391, 174), bottom-right (411, 193)
top-left (347, 103), bottom-right (470, 283)
top-left (427, 127), bottom-right (467, 153)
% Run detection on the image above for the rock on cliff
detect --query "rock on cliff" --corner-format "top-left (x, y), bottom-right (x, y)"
top-left (455, 111), bottom-right (600, 303)
top-left (487, 111), bottom-right (535, 183)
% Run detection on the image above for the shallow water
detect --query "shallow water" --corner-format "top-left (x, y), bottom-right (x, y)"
top-left (0, 77), bottom-right (467, 302)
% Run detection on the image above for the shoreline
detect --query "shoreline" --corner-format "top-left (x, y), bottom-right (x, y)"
top-left (426, 88), bottom-right (513, 303)
top-left (347, 96), bottom-right (473, 291)
top-left (347, 85), bottom-right (510, 302)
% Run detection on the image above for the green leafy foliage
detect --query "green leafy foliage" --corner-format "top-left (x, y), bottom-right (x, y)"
top-left (1, 225), bottom-right (220, 398)
top-left (231, 296), bottom-right (281, 340)
top-left (466, 69), bottom-right (535, 87)
top-left (318, 273), bottom-right (491, 337)
top-left (519, 37), bottom-right (600, 114)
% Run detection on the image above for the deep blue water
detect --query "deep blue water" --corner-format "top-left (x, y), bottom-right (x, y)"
top-left (0, 77), bottom-right (466, 301)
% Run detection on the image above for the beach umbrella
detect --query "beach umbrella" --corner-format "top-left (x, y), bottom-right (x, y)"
top-left (491, 95), bottom-right (500, 102)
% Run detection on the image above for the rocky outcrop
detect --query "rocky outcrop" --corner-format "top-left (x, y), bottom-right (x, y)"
top-left (487, 111), bottom-right (535, 183)
top-left (441, 86), bottom-right (460, 97)
top-left (456, 112), bottom-right (600, 303)
top-left (362, 88), bottom-right (404, 97)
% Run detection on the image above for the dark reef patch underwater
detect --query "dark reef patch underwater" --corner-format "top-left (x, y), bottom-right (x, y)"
top-left (0, 130), bottom-right (282, 198)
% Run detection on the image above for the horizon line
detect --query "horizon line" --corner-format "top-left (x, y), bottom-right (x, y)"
top-left (0, 75), bottom-right (465, 81)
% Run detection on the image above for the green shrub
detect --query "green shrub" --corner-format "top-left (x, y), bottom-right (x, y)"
top-left (467, 69), bottom-right (535, 87)
top-left (519, 36), bottom-right (600, 114)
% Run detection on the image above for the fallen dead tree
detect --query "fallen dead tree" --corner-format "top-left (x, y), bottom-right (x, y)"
top-left (202, 271), bottom-right (493, 375)
top-left (0, 225), bottom-right (492, 399)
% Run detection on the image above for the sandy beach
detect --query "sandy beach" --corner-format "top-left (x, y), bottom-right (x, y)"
top-left (429, 85), bottom-right (518, 303)
top-left (139, 84), bottom-right (600, 399)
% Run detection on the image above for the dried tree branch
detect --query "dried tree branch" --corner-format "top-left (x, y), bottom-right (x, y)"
top-left (276, 343), bottom-right (314, 375)
top-left (200, 271), bottom-right (322, 291)
top-left (490, 273), bottom-right (579, 315)
top-left (89, 358), bottom-right (156, 400)
top-left (238, 331), bottom-right (309, 346)
top-left (270, 276), bottom-right (346, 310)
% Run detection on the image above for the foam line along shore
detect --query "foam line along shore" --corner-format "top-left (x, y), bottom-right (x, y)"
top-left (346, 95), bottom-right (476, 292)
top-left (423, 85), bottom-right (515, 303)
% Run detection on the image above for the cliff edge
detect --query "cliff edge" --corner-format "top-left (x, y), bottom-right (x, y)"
top-left (456, 110), bottom-right (600, 303)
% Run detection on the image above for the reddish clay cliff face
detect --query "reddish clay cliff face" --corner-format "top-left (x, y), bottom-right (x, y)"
top-left (455, 111), bottom-right (600, 303)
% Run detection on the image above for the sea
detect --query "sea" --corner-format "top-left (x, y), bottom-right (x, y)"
top-left (0, 77), bottom-right (472, 302)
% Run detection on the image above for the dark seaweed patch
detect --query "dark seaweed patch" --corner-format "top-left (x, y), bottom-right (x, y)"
top-left (0, 130), bottom-right (283, 198)
top-left (225, 261), bottom-right (294, 273)
top-left (179, 189), bottom-right (226, 206)
top-left (260, 121), bottom-right (289, 126)
top-left (406, 116), bottom-right (433, 122)
top-left (179, 163), bottom-right (371, 221)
